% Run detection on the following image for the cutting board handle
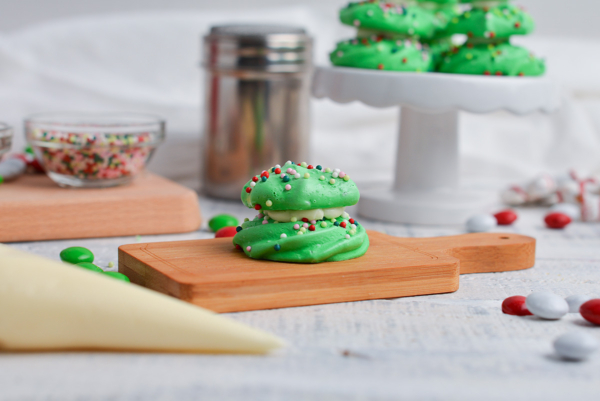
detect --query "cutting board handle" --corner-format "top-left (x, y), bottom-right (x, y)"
top-left (397, 233), bottom-right (536, 274)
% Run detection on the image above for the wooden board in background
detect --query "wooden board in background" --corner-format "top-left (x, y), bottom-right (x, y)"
top-left (119, 231), bottom-right (535, 313)
top-left (0, 173), bottom-right (201, 242)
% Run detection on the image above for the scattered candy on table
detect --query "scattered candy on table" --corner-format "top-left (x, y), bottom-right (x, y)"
top-left (208, 214), bottom-right (239, 232)
top-left (76, 262), bottom-right (104, 273)
top-left (501, 296), bottom-right (532, 316)
top-left (0, 158), bottom-right (26, 184)
top-left (525, 292), bottom-right (569, 320)
top-left (465, 214), bottom-right (497, 233)
top-left (493, 210), bottom-right (517, 226)
top-left (544, 212), bottom-right (571, 229)
top-left (580, 299), bottom-right (600, 325)
top-left (553, 331), bottom-right (599, 361)
top-left (565, 294), bottom-right (592, 313)
top-left (215, 226), bottom-right (238, 238)
top-left (60, 246), bottom-right (94, 264)
top-left (103, 271), bottom-right (131, 282)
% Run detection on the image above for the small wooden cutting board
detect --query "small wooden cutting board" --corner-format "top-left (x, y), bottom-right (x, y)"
top-left (118, 231), bottom-right (535, 313)
top-left (0, 173), bottom-right (201, 242)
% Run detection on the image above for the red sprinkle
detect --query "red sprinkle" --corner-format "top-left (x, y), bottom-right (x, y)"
top-left (302, 218), bottom-right (309, 222)
top-left (514, 22), bottom-right (521, 28)
top-left (254, 204), bottom-right (262, 210)
top-left (309, 225), bottom-right (316, 231)
top-left (235, 244), bottom-right (242, 250)
top-left (544, 212), bottom-right (571, 229)
top-left (349, 218), bottom-right (355, 224)
top-left (494, 210), bottom-right (517, 225)
top-left (340, 222), bottom-right (347, 228)
top-left (245, 187), bottom-right (252, 193)
top-left (252, 176), bottom-right (259, 182)
top-left (580, 299), bottom-right (600, 325)
top-left (495, 71), bottom-right (503, 76)
top-left (484, 70), bottom-right (491, 75)
top-left (307, 165), bottom-right (314, 169)
top-left (402, 58), bottom-right (407, 64)
top-left (377, 63), bottom-right (384, 70)
top-left (275, 168), bottom-right (281, 174)
top-left (489, 32), bottom-right (496, 38)
top-left (260, 171), bottom-right (270, 178)
top-left (215, 226), bottom-right (238, 238)
top-left (502, 296), bottom-right (532, 316)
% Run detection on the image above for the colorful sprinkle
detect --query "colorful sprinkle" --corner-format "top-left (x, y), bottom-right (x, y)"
top-left (280, 233), bottom-right (287, 238)
top-left (252, 176), bottom-right (259, 182)
top-left (246, 246), bottom-right (252, 252)
top-left (297, 231), bottom-right (304, 235)
top-left (266, 200), bottom-right (273, 207)
top-left (304, 173), bottom-right (310, 179)
top-left (293, 224), bottom-right (300, 230)
top-left (245, 187), bottom-right (252, 193)
top-left (329, 179), bottom-right (335, 185)
top-left (340, 222), bottom-right (347, 228)
top-left (332, 172), bottom-right (339, 178)
top-left (274, 244), bottom-right (281, 251)
top-left (345, 234), bottom-right (350, 239)
top-left (236, 226), bottom-right (242, 232)
top-left (343, 175), bottom-right (350, 182)
top-left (285, 184), bottom-right (292, 191)
top-left (262, 220), bottom-right (268, 225)
top-left (291, 217), bottom-right (297, 222)
top-left (254, 204), bottom-right (262, 210)
top-left (283, 175), bottom-right (290, 182)
top-left (325, 167), bottom-right (332, 173)
top-left (309, 225), bottom-right (316, 231)
top-left (244, 218), bottom-right (249, 222)
top-left (294, 173), bottom-right (301, 179)
top-left (349, 218), bottom-right (355, 224)
top-left (300, 227), bottom-right (307, 233)
top-left (320, 222), bottom-right (327, 228)
top-left (303, 223), bottom-right (309, 228)
top-left (316, 165), bottom-right (322, 170)
top-left (319, 176), bottom-right (325, 181)
top-left (339, 172), bottom-right (346, 178)
top-left (261, 176), bottom-right (267, 182)
top-left (307, 165), bottom-right (314, 169)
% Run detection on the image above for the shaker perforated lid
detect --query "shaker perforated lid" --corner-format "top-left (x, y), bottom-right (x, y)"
top-left (203, 24), bottom-right (312, 72)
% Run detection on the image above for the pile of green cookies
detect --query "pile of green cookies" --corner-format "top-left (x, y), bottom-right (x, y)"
top-left (330, 0), bottom-right (545, 76)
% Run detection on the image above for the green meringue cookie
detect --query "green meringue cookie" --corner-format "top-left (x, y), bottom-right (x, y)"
top-left (446, 4), bottom-right (534, 39)
top-left (439, 42), bottom-right (545, 76)
top-left (340, 1), bottom-right (439, 39)
top-left (233, 215), bottom-right (369, 263)
top-left (423, 37), bottom-right (454, 70)
top-left (330, 37), bottom-right (432, 72)
top-left (241, 163), bottom-right (359, 212)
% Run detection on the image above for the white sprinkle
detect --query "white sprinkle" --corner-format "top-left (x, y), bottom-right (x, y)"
top-left (285, 160), bottom-right (292, 165)
top-left (250, 182), bottom-right (256, 187)
top-left (345, 234), bottom-right (350, 239)
top-left (295, 173), bottom-right (301, 179)
top-left (334, 168), bottom-right (340, 173)
top-left (108, 261), bottom-right (114, 268)
top-left (332, 172), bottom-right (339, 178)
top-left (280, 233), bottom-right (287, 239)
top-left (264, 216), bottom-right (268, 220)
top-left (350, 224), bottom-right (357, 229)
top-left (337, 51), bottom-right (344, 58)
top-left (353, 19), bottom-right (360, 27)
top-left (275, 164), bottom-right (281, 168)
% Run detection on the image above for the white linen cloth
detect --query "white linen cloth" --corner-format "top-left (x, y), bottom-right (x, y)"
top-left (0, 7), bottom-right (599, 190)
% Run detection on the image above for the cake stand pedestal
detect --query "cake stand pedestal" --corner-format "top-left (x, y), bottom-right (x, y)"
top-left (312, 66), bottom-right (560, 225)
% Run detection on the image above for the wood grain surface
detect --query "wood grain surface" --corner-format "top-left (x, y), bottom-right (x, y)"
top-left (118, 230), bottom-right (535, 312)
top-left (0, 173), bottom-right (201, 242)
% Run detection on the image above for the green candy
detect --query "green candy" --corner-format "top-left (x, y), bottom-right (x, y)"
top-left (103, 271), bottom-right (131, 282)
top-left (208, 214), bottom-right (239, 232)
top-left (60, 246), bottom-right (94, 264)
top-left (330, 37), bottom-right (432, 72)
top-left (439, 42), bottom-right (545, 76)
top-left (76, 262), bottom-right (104, 273)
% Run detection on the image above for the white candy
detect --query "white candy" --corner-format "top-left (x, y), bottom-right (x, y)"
top-left (526, 292), bottom-right (569, 320)
top-left (549, 203), bottom-right (580, 221)
top-left (501, 186), bottom-right (528, 206)
top-left (0, 158), bottom-right (26, 181)
top-left (465, 214), bottom-right (497, 233)
top-left (526, 174), bottom-right (557, 202)
top-left (553, 331), bottom-right (599, 361)
top-left (581, 190), bottom-right (600, 222)
top-left (565, 295), bottom-right (592, 313)
top-left (555, 177), bottom-right (580, 205)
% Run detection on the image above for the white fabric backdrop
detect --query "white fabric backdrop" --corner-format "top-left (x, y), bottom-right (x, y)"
top-left (1, 6), bottom-right (600, 190)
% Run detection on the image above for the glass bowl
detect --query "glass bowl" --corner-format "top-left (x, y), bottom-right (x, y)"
top-left (25, 112), bottom-right (165, 188)
top-left (0, 123), bottom-right (13, 158)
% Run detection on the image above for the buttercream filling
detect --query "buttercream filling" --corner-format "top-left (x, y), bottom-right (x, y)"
top-left (263, 207), bottom-right (346, 222)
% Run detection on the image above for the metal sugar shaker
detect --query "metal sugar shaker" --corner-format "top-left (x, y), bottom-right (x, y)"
top-left (202, 25), bottom-right (313, 199)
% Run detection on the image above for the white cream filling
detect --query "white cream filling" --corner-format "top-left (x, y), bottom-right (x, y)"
top-left (263, 207), bottom-right (346, 222)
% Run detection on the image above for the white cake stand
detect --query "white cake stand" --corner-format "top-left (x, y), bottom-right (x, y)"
top-left (312, 66), bottom-right (560, 225)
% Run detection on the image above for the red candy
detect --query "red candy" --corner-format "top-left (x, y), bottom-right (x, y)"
top-left (502, 296), bottom-right (532, 316)
top-left (580, 299), bottom-right (600, 325)
top-left (215, 226), bottom-right (237, 238)
top-left (494, 210), bottom-right (517, 225)
top-left (254, 204), bottom-right (262, 210)
top-left (349, 218), bottom-right (355, 224)
top-left (302, 218), bottom-right (309, 222)
top-left (235, 244), bottom-right (242, 250)
top-left (544, 212), bottom-right (571, 229)
top-left (275, 168), bottom-right (281, 174)
top-left (309, 225), bottom-right (316, 231)
top-left (252, 176), bottom-right (259, 182)
top-left (307, 165), bottom-right (313, 169)
top-left (340, 222), bottom-right (347, 228)
top-left (245, 187), bottom-right (252, 193)
top-left (260, 171), bottom-right (269, 178)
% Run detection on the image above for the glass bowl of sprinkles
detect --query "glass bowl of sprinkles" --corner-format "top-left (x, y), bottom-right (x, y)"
top-left (25, 112), bottom-right (165, 188)
top-left (0, 123), bottom-right (13, 158)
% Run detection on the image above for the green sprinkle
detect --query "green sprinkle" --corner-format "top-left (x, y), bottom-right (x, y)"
top-left (319, 175), bottom-right (325, 181)
top-left (343, 175), bottom-right (350, 181)
top-left (300, 162), bottom-right (307, 167)
top-left (320, 222), bottom-right (327, 228)
top-left (304, 173), bottom-right (310, 179)
top-left (329, 179), bottom-right (335, 185)
top-left (291, 217), bottom-right (297, 222)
